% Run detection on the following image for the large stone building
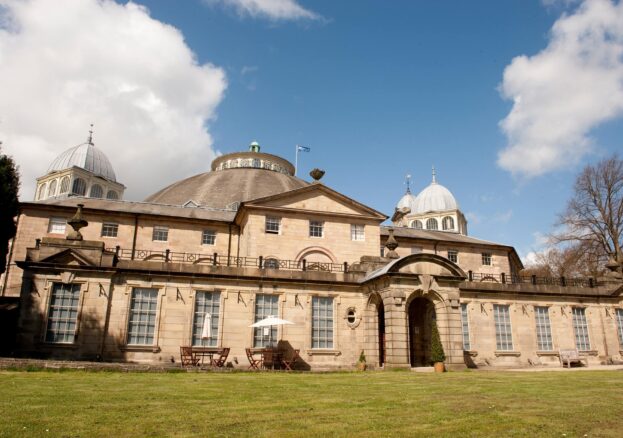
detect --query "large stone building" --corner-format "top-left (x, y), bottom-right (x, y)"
top-left (2, 138), bottom-right (623, 370)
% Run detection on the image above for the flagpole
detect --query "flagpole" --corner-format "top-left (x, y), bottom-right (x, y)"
top-left (295, 144), bottom-right (299, 176)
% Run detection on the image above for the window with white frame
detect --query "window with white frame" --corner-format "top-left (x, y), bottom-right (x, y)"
top-left (45, 283), bottom-right (81, 343)
top-left (254, 294), bottom-right (279, 348)
top-left (72, 178), bottom-right (86, 196)
top-left (534, 306), bottom-right (553, 351)
top-left (426, 218), bottom-right (438, 230)
top-left (312, 296), bottom-right (334, 348)
top-left (37, 183), bottom-right (47, 200)
top-left (89, 184), bottom-right (103, 198)
top-left (101, 222), bottom-right (118, 238)
top-left (127, 288), bottom-right (158, 345)
top-left (351, 224), bottom-right (364, 241)
top-left (265, 216), bottom-right (281, 234)
top-left (412, 220), bottom-right (423, 230)
top-left (192, 291), bottom-right (220, 347)
top-left (106, 190), bottom-right (119, 200)
top-left (202, 230), bottom-right (216, 245)
top-left (482, 252), bottom-right (492, 266)
top-left (447, 250), bottom-right (458, 264)
top-left (494, 304), bottom-right (513, 351)
top-left (442, 216), bottom-right (455, 231)
top-left (616, 309), bottom-right (623, 347)
top-left (572, 307), bottom-right (591, 351)
top-left (59, 177), bottom-right (70, 194)
top-left (48, 180), bottom-right (57, 198)
top-left (309, 220), bottom-right (324, 238)
top-left (460, 303), bottom-right (470, 350)
top-left (152, 226), bottom-right (168, 242)
top-left (48, 217), bottom-right (66, 234)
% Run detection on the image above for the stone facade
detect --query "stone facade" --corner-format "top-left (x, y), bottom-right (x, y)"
top-left (3, 145), bottom-right (623, 370)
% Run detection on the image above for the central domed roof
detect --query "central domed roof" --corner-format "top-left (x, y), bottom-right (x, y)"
top-left (412, 178), bottom-right (458, 214)
top-left (48, 142), bottom-right (117, 182)
top-left (144, 144), bottom-right (308, 209)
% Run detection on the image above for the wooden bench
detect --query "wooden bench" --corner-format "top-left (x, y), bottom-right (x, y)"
top-left (559, 349), bottom-right (588, 368)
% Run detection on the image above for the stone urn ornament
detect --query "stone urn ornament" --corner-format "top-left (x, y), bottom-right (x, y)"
top-left (66, 204), bottom-right (89, 241)
top-left (309, 168), bottom-right (325, 182)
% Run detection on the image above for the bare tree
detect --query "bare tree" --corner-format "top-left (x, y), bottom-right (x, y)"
top-left (554, 155), bottom-right (623, 269)
top-left (522, 241), bottom-right (603, 278)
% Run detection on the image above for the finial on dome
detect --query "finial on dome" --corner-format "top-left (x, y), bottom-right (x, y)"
top-left (87, 124), bottom-right (94, 145)
top-left (249, 141), bottom-right (260, 152)
top-left (405, 174), bottom-right (412, 193)
top-left (431, 165), bottom-right (437, 184)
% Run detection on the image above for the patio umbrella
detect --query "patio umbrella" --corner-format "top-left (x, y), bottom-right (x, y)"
top-left (201, 313), bottom-right (212, 340)
top-left (249, 315), bottom-right (294, 346)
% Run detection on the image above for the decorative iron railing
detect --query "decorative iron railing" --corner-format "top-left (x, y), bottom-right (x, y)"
top-left (108, 247), bottom-right (349, 273)
top-left (467, 271), bottom-right (595, 288)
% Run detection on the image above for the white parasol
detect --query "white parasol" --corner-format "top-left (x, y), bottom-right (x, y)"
top-left (201, 313), bottom-right (212, 339)
top-left (249, 315), bottom-right (294, 346)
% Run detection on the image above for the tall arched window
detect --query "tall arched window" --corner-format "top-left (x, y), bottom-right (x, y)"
top-left (426, 218), bottom-right (438, 230)
top-left (59, 176), bottom-right (70, 194)
top-left (37, 183), bottom-right (47, 200)
top-left (72, 178), bottom-right (86, 196)
top-left (89, 184), bottom-right (103, 198)
top-left (411, 220), bottom-right (423, 230)
top-left (106, 190), bottom-right (119, 200)
top-left (47, 180), bottom-right (57, 198)
top-left (442, 216), bottom-right (455, 231)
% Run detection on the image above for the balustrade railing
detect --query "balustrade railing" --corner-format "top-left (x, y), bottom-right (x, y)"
top-left (108, 247), bottom-right (348, 273)
top-left (467, 271), bottom-right (595, 288)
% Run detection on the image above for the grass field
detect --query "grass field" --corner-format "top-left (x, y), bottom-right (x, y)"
top-left (1, 369), bottom-right (622, 437)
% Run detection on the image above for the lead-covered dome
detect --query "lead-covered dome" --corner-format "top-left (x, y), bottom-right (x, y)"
top-left (412, 180), bottom-right (458, 214)
top-left (396, 191), bottom-right (416, 210)
top-left (144, 143), bottom-right (308, 209)
top-left (48, 142), bottom-right (117, 182)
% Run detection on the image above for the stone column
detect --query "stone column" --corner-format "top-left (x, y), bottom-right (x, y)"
top-left (382, 288), bottom-right (410, 369)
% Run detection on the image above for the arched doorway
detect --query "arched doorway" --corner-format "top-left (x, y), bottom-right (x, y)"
top-left (378, 300), bottom-right (385, 367)
top-left (408, 297), bottom-right (436, 367)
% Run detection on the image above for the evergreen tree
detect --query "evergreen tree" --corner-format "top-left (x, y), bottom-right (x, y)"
top-left (0, 145), bottom-right (20, 275)
top-left (430, 320), bottom-right (445, 363)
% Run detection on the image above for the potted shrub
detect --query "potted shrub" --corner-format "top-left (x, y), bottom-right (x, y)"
top-left (430, 321), bottom-right (446, 372)
top-left (356, 350), bottom-right (367, 371)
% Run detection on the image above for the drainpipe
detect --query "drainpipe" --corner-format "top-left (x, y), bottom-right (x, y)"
top-left (227, 223), bottom-right (232, 259)
top-left (131, 214), bottom-right (139, 260)
top-left (99, 279), bottom-right (115, 360)
top-left (2, 213), bottom-right (20, 297)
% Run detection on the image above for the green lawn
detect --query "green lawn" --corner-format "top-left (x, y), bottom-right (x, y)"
top-left (1, 369), bottom-right (622, 437)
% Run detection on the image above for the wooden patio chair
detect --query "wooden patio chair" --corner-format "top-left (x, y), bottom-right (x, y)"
top-left (263, 349), bottom-right (275, 370)
top-left (281, 349), bottom-right (300, 371)
top-left (180, 346), bottom-right (199, 367)
top-left (212, 348), bottom-right (230, 368)
top-left (246, 348), bottom-right (262, 370)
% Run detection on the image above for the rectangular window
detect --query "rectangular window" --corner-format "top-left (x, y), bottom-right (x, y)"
top-left (48, 217), bottom-right (66, 234)
top-left (460, 303), bottom-right (470, 351)
top-left (254, 294), bottom-right (279, 348)
top-left (447, 250), bottom-right (458, 264)
top-left (309, 220), bottom-right (324, 238)
top-left (534, 306), bottom-right (553, 351)
top-left (152, 226), bottom-right (168, 242)
top-left (312, 296), bottom-right (334, 349)
top-left (45, 283), bottom-right (80, 343)
top-left (616, 309), bottom-right (623, 347)
top-left (411, 246), bottom-right (423, 254)
top-left (494, 304), bottom-right (513, 351)
top-left (192, 291), bottom-right (220, 347)
top-left (127, 288), bottom-right (158, 345)
top-left (201, 230), bottom-right (216, 245)
top-left (572, 307), bottom-right (591, 351)
top-left (265, 216), bottom-right (281, 234)
top-left (351, 224), bottom-right (365, 241)
top-left (482, 252), bottom-right (492, 266)
top-left (101, 222), bottom-right (118, 238)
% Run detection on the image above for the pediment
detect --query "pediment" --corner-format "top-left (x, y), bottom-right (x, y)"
top-left (39, 248), bottom-right (95, 267)
top-left (243, 184), bottom-right (387, 219)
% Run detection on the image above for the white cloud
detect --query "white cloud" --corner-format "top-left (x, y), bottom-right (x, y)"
top-left (493, 209), bottom-right (513, 223)
top-left (206, 0), bottom-right (320, 21)
top-left (0, 0), bottom-right (227, 201)
top-left (465, 212), bottom-right (482, 225)
top-left (498, 0), bottom-right (623, 178)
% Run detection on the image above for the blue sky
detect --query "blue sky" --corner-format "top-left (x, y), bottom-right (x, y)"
top-left (2, 0), bottom-right (622, 263)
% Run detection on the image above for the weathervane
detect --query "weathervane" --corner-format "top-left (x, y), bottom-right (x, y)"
top-left (87, 124), bottom-right (94, 145)
top-left (432, 165), bottom-right (437, 184)
top-left (405, 174), bottom-right (412, 193)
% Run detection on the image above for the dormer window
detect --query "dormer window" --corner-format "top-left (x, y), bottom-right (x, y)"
top-left (265, 216), bottom-right (281, 234)
top-left (442, 216), bottom-right (454, 231)
top-left (426, 218), bottom-right (438, 230)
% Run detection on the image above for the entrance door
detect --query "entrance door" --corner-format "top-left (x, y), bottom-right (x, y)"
top-left (378, 301), bottom-right (385, 367)
top-left (408, 297), bottom-right (435, 367)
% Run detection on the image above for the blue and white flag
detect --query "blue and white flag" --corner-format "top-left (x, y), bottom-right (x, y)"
top-left (297, 145), bottom-right (310, 152)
